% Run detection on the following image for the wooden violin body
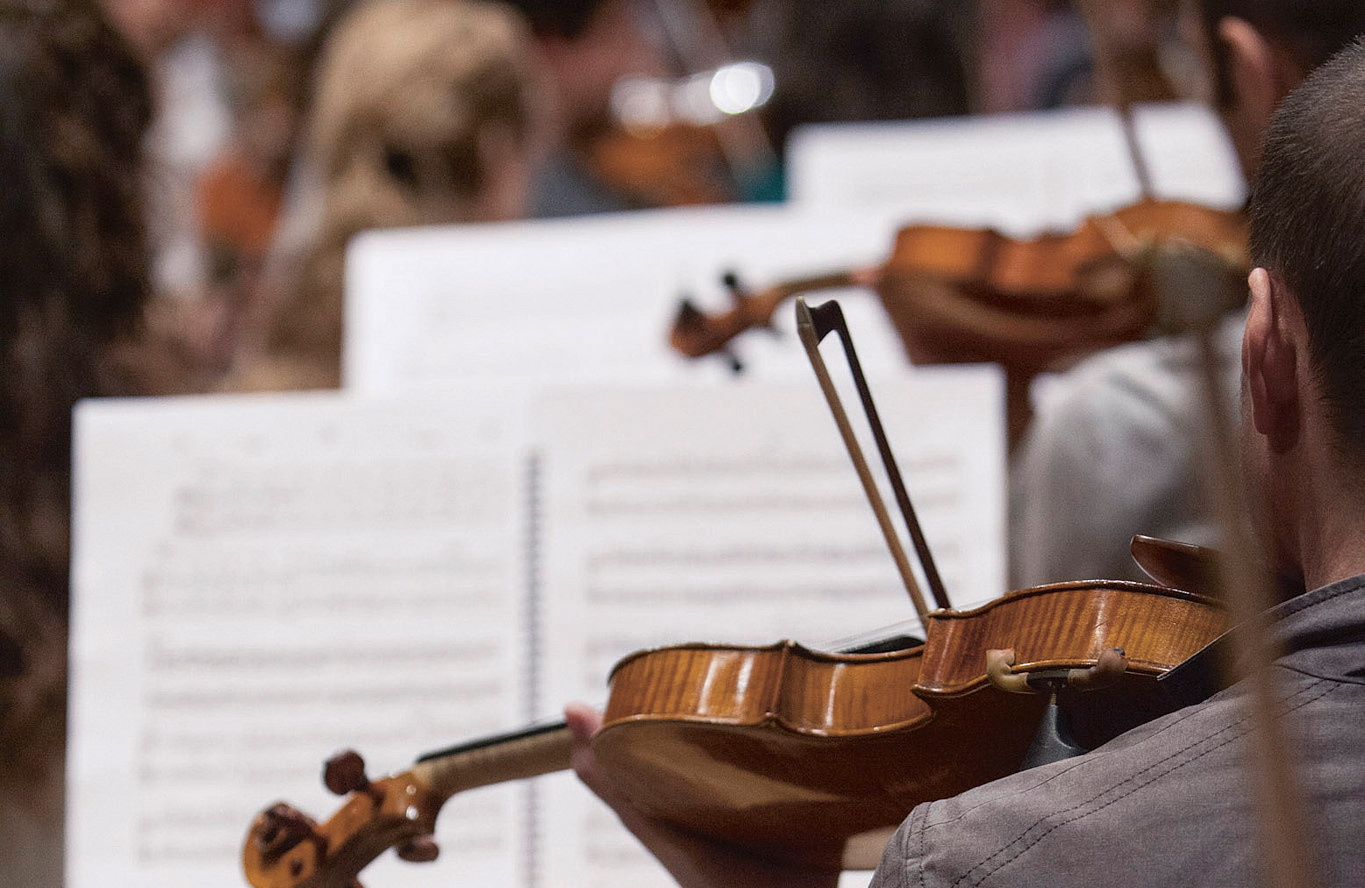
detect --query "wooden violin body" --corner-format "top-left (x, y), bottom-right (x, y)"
top-left (242, 577), bottom-right (1223, 885)
top-left (596, 578), bottom-right (1223, 869)
top-left (876, 199), bottom-right (1247, 370)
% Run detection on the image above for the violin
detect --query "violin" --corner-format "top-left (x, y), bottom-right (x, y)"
top-left (241, 575), bottom-right (1223, 887)
top-left (241, 295), bottom-right (1231, 887)
top-left (670, 198), bottom-right (1249, 441)
top-left (588, 123), bottom-right (739, 207)
top-left (584, 0), bottom-right (779, 210)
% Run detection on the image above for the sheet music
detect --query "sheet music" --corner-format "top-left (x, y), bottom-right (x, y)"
top-left (68, 392), bottom-right (531, 888)
top-left (1128, 102), bottom-right (1247, 207)
top-left (67, 366), bottom-right (1003, 888)
top-left (785, 102), bottom-right (1245, 232)
top-left (531, 369), bottom-right (1005, 888)
top-left (343, 204), bottom-right (911, 395)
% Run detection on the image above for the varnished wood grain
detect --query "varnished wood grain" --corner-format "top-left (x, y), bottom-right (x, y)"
top-left (595, 580), bottom-right (1224, 869)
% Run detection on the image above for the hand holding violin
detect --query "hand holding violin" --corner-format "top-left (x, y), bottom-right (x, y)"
top-left (564, 703), bottom-right (840, 888)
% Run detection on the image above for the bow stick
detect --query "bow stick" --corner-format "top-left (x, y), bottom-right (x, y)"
top-left (794, 296), bottom-right (951, 620)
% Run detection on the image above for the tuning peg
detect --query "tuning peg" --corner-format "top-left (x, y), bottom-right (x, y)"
top-left (255, 803), bottom-right (318, 857)
top-left (397, 835), bottom-right (441, 863)
top-left (722, 348), bottom-right (744, 375)
top-left (721, 270), bottom-right (746, 302)
top-left (323, 749), bottom-right (371, 795)
top-left (674, 296), bottom-right (704, 330)
top-left (722, 269), bottom-right (780, 337)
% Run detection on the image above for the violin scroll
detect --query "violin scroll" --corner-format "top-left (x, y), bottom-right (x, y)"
top-left (243, 725), bottom-right (573, 888)
top-left (669, 268), bottom-right (870, 364)
top-left (242, 751), bottom-right (442, 888)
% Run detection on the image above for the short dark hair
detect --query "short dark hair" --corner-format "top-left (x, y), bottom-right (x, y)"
top-left (1248, 39), bottom-right (1365, 450)
top-left (1200, 0), bottom-right (1365, 106)
top-left (498, 0), bottom-right (609, 39)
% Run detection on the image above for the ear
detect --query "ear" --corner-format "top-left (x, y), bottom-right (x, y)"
top-left (1218, 17), bottom-right (1299, 134)
top-left (1242, 267), bottom-right (1300, 451)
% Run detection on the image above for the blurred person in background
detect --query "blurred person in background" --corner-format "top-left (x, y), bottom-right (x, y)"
top-left (100, 0), bottom-right (308, 381)
top-left (99, 0), bottom-right (233, 300)
top-left (195, 41), bottom-right (299, 374)
top-left (0, 1), bottom-right (192, 884)
top-left (973, 0), bottom-right (1184, 113)
top-left (235, 0), bottom-right (541, 390)
top-left (1010, 0), bottom-right (1365, 588)
top-left (735, 0), bottom-right (972, 142)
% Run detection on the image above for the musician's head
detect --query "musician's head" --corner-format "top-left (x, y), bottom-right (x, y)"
top-left (245, 0), bottom-right (537, 389)
top-left (1241, 39), bottom-right (1365, 582)
top-left (497, 0), bottom-right (609, 40)
top-left (305, 0), bottom-right (536, 224)
top-left (1192, 0), bottom-right (1365, 176)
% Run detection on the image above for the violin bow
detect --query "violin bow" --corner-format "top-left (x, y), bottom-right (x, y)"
top-left (1158, 250), bottom-right (1318, 888)
top-left (1076, 5), bottom-right (1317, 886)
top-left (1074, 0), bottom-right (1157, 198)
top-left (794, 296), bottom-right (951, 621)
top-left (646, 0), bottom-right (778, 190)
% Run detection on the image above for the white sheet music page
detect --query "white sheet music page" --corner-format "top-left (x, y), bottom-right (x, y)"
top-left (68, 392), bottom-right (530, 888)
top-left (530, 367), bottom-right (1005, 888)
top-left (786, 102), bottom-right (1244, 231)
top-left (343, 204), bottom-right (909, 395)
top-left (1129, 102), bottom-right (1247, 208)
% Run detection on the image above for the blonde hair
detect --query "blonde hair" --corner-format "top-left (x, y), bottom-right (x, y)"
top-left (252, 0), bottom-right (535, 388)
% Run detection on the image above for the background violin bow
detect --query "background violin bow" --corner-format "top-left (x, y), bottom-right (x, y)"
top-left (1156, 246), bottom-right (1318, 888)
top-left (1073, 0), bottom-right (1160, 198)
top-left (1075, 2), bottom-right (1318, 884)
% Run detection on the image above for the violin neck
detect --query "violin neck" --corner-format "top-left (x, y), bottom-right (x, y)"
top-left (736, 270), bottom-right (863, 331)
top-left (769, 270), bottom-right (863, 303)
top-left (412, 721), bottom-right (572, 800)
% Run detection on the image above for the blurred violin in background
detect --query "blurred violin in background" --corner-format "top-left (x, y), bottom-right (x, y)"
top-left (588, 58), bottom-right (778, 207)
top-left (583, 0), bottom-right (779, 208)
top-left (670, 198), bottom-right (1249, 442)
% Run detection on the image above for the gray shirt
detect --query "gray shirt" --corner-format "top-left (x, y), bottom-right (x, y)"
top-left (1009, 313), bottom-right (1246, 588)
top-left (870, 574), bottom-right (1365, 888)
